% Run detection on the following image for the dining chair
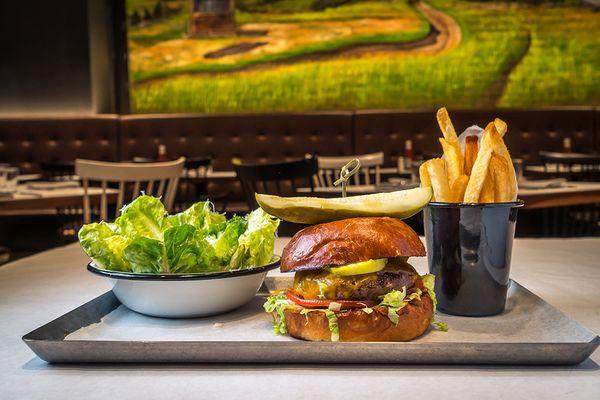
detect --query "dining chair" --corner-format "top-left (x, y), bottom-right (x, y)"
top-left (539, 151), bottom-right (600, 182)
top-left (75, 157), bottom-right (185, 223)
top-left (314, 152), bottom-right (384, 187)
top-left (233, 156), bottom-right (318, 210)
top-left (537, 151), bottom-right (600, 237)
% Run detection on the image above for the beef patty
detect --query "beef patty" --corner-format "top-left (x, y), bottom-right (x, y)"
top-left (292, 259), bottom-right (419, 301)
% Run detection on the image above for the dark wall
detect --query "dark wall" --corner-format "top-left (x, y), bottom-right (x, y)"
top-left (0, 0), bottom-right (124, 115)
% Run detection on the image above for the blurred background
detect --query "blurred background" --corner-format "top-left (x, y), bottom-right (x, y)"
top-left (0, 0), bottom-right (598, 262)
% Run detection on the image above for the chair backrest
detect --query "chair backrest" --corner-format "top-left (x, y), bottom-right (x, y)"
top-left (315, 152), bottom-right (384, 187)
top-left (177, 156), bottom-right (213, 211)
top-left (234, 157), bottom-right (318, 209)
top-left (75, 157), bottom-right (185, 223)
top-left (539, 151), bottom-right (600, 182)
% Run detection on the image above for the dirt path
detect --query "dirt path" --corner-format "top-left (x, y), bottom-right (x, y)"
top-left (336, 1), bottom-right (461, 57)
top-left (481, 31), bottom-right (531, 107)
top-left (134, 1), bottom-right (462, 85)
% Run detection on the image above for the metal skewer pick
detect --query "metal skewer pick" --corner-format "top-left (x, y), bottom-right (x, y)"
top-left (333, 158), bottom-right (361, 198)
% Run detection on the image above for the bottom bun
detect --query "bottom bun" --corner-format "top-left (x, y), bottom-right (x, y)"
top-left (284, 295), bottom-right (433, 342)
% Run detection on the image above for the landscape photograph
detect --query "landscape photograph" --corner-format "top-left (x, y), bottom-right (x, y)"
top-left (127, 0), bottom-right (600, 113)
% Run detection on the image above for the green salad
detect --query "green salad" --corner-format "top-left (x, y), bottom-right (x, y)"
top-left (78, 195), bottom-right (280, 274)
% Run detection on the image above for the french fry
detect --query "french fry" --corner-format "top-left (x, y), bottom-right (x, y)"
top-left (436, 107), bottom-right (459, 143)
top-left (450, 174), bottom-right (469, 203)
top-left (439, 138), bottom-right (463, 186)
top-left (490, 154), bottom-right (511, 202)
top-left (490, 131), bottom-right (517, 200)
top-left (436, 107), bottom-right (464, 180)
top-left (479, 173), bottom-right (495, 203)
top-left (464, 135), bottom-right (478, 176)
top-left (426, 158), bottom-right (451, 202)
top-left (419, 161), bottom-right (432, 186)
top-left (494, 118), bottom-right (507, 138)
top-left (463, 122), bottom-right (499, 203)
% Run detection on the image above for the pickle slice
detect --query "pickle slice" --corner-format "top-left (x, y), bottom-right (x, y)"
top-left (329, 258), bottom-right (387, 276)
top-left (255, 187), bottom-right (432, 224)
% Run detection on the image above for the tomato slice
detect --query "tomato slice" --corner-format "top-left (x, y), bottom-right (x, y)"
top-left (286, 290), bottom-right (376, 309)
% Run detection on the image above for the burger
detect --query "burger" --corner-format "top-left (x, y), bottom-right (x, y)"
top-left (264, 217), bottom-right (446, 342)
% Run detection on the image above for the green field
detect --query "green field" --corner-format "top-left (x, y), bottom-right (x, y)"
top-left (128, 0), bottom-right (600, 113)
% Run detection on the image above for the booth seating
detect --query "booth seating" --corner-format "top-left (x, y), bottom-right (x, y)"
top-left (0, 115), bottom-right (119, 173)
top-left (353, 108), bottom-right (597, 168)
top-left (0, 108), bottom-right (598, 175)
top-left (118, 113), bottom-right (354, 171)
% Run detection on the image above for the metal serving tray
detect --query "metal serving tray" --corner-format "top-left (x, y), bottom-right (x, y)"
top-left (23, 277), bottom-right (599, 365)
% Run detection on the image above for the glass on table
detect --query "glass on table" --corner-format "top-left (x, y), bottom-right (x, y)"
top-left (0, 166), bottom-right (19, 192)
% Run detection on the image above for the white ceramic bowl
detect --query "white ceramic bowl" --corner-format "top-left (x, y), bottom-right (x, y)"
top-left (87, 257), bottom-right (280, 318)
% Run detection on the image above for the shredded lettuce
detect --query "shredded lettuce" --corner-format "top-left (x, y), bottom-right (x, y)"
top-left (263, 292), bottom-right (292, 335)
top-left (299, 307), bottom-right (340, 341)
top-left (380, 287), bottom-right (408, 325)
top-left (421, 273), bottom-right (448, 331)
top-left (264, 272), bottom-right (447, 341)
top-left (317, 281), bottom-right (328, 299)
top-left (79, 196), bottom-right (279, 273)
top-left (324, 310), bottom-right (340, 341)
top-left (433, 321), bottom-right (449, 331)
top-left (421, 273), bottom-right (438, 309)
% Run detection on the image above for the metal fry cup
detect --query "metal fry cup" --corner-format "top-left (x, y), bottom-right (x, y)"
top-left (423, 201), bottom-right (524, 317)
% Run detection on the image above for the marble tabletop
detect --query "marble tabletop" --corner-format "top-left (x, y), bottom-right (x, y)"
top-left (1, 238), bottom-right (599, 400)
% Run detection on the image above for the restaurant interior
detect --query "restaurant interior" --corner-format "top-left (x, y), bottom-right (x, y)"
top-left (1, 0), bottom-right (599, 398)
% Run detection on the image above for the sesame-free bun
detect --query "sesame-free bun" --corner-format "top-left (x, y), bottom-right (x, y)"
top-left (283, 294), bottom-right (433, 342)
top-left (280, 217), bottom-right (425, 273)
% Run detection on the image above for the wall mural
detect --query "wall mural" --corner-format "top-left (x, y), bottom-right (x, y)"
top-left (127, 0), bottom-right (600, 114)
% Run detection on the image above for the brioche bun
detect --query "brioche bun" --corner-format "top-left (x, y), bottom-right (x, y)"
top-left (283, 294), bottom-right (433, 342)
top-left (281, 217), bottom-right (425, 273)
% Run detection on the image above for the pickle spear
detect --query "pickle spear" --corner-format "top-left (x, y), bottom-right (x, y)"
top-left (255, 187), bottom-right (432, 224)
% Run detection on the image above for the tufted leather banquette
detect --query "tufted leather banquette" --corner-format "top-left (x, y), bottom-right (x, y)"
top-left (119, 113), bottom-right (354, 170)
top-left (0, 109), bottom-right (598, 174)
top-left (354, 108), bottom-right (597, 167)
top-left (0, 115), bottom-right (119, 173)
top-left (596, 108), bottom-right (600, 151)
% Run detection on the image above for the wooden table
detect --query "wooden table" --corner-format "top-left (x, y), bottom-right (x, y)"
top-left (1, 238), bottom-right (599, 399)
top-left (0, 186), bottom-right (118, 213)
top-left (298, 182), bottom-right (600, 209)
top-left (519, 182), bottom-right (600, 209)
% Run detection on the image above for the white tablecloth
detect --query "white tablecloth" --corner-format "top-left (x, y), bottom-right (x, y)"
top-left (1, 238), bottom-right (599, 399)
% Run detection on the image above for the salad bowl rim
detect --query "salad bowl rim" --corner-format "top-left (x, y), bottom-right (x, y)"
top-left (87, 256), bottom-right (280, 281)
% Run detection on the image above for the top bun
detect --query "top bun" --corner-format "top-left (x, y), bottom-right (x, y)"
top-left (281, 217), bottom-right (425, 272)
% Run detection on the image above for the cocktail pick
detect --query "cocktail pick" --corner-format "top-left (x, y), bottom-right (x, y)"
top-left (333, 158), bottom-right (361, 198)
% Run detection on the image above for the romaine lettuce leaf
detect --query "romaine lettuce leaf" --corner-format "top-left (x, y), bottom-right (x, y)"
top-left (78, 222), bottom-right (131, 272)
top-left (230, 208), bottom-right (279, 269)
top-left (79, 195), bottom-right (280, 274)
top-left (123, 236), bottom-right (165, 274)
top-left (211, 216), bottom-right (248, 265)
top-left (165, 201), bottom-right (226, 234)
top-left (164, 224), bottom-right (217, 273)
top-left (116, 195), bottom-right (166, 241)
